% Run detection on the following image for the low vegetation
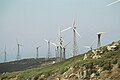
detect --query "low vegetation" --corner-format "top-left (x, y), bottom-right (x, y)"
top-left (0, 40), bottom-right (120, 80)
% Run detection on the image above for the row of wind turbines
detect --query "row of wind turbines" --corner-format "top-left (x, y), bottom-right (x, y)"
top-left (1, 0), bottom-right (119, 63)
top-left (1, 18), bottom-right (105, 63)
top-left (1, 39), bottom-right (23, 63)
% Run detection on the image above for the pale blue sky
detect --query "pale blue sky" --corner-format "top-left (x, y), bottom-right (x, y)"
top-left (0, 0), bottom-right (120, 63)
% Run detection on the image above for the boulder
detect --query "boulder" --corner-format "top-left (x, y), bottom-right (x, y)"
top-left (83, 54), bottom-right (88, 60)
top-left (107, 46), bottom-right (117, 51)
top-left (92, 54), bottom-right (101, 59)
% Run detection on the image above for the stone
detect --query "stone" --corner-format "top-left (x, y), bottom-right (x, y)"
top-left (107, 46), bottom-right (117, 51)
top-left (83, 54), bottom-right (88, 60)
top-left (90, 73), bottom-right (96, 78)
top-left (92, 54), bottom-right (101, 59)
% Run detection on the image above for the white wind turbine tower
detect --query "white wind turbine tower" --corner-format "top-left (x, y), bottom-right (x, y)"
top-left (58, 28), bottom-right (64, 62)
top-left (49, 41), bottom-right (59, 61)
top-left (62, 41), bottom-right (71, 60)
top-left (96, 32), bottom-right (105, 48)
top-left (57, 34), bottom-right (71, 61)
top-left (49, 27), bottom-right (64, 62)
top-left (3, 45), bottom-right (7, 62)
top-left (107, 0), bottom-right (120, 6)
top-left (16, 39), bottom-right (23, 61)
top-left (50, 40), bottom-right (70, 61)
top-left (50, 39), bottom-right (60, 62)
top-left (44, 39), bottom-right (51, 60)
top-left (36, 45), bottom-right (41, 59)
top-left (50, 27), bottom-right (63, 62)
top-left (50, 38), bottom-right (63, 62)
top-left (61, 18), bottom-right (81, 57)
top-left (59, 37), bottom-right (63, 61)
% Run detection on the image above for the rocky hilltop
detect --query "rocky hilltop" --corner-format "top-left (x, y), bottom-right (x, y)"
top-left (0, 40), bottom-right (120, 80)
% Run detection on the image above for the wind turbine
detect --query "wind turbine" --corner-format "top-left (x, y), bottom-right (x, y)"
top-left (3, 45), bottom-right (7, 62)
top-left (49, 41), bottom-right (59, 61)
top-left (44, 39), bottom-right (51, 60)
top-left (44, 37), bottom-right (62, 62)
top-left (62, 41), bottom-right (71, 60)
top-left (59, 37), bottom-right (63, 61)
top-left (107, 0), bottom-right (120, 6)
top-left (50, 40), bottom-right (71, 61)
top-left (61, 17), bottom-right (81, 57)
top-left (50, 27), bottom-right (64, 62)
top-left (50, 38), bottom-right (63, 62)
top-left (16, 39), bottom-right (23, 61)
top-left (96, 32), bottom-right (105, 48)
top-left (57, 27), bottom-right (64, 62)
top-left (36, 45), bottom-right (41, 59)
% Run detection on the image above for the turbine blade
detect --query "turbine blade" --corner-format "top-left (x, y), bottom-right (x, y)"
top-left (44, 39), bottom-right (48, 42)
top-left (74, 29), bottom-right (81, 38)
top-left (50, 42), bottom-right (57, 46)
top-left (64, 41), bottom-right (71, 47)
top-left (107, 0), bottom-right (120, 6)
top-left (73, 17), bottom-right (76, 27)
top-left (90, 39), bottom-right (95, 47)
top-left (83, 46), bottom-right (90, 49)
top-left (61, 27), bottom-right (72, 32)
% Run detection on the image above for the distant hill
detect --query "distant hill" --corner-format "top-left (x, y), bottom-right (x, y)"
top-left (0, 58), bottom-right (56, 73)
top-left (0, 40), bottom-right (120, 80)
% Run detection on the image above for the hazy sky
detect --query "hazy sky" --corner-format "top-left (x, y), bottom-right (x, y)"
top-left (0, 0), bottom-right (120, 63)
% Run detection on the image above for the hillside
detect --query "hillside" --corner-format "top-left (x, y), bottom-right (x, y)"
top-left (0, 40), bottom-right (120, 80)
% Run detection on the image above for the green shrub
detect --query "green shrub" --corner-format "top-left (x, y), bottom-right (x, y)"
top-left (33, 74), bottom-right (40, 80)
top-left (98, 60), bottom-right (105, 67)
top-left (60, 67), bottom-right (69, 74)
top-left (96, 72), bottom-right (100, 76)
top-left (84, 62), bottom-right (94, 69)
top-left (103, 61), bottom-right (112, 71)
top-left (111, 58), bottom-right (117, 64)
top-left (117, 60), bottom-right (120, 68)
top-left (74, 61), bottom-right (81, 69)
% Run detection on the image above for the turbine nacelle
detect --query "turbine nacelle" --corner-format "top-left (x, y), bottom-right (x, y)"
top-left (50, 41), bottom-right (70, 48)
top-left (96, 32), bottom-right (105, 35)
top-left (18, 43), bottom-right (23, 47)
top-left (44, 39), bottom-right (49, 43)
top-left (50, 41), bottom-right (63, 48)
top-left (36, 46), bottom-right (42, 49)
